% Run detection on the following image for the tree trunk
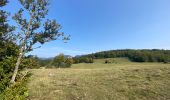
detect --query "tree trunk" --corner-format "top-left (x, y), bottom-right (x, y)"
top-left (10, 46), bottom-right (24, 83)
top-left (10, 15), bottom-right (33, 84)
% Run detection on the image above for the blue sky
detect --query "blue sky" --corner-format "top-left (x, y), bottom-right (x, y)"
top-left (3, 0), bottom-right (170, 57)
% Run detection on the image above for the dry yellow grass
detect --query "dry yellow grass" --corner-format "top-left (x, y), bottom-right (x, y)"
top-left (28, 60), bottom-right (170, 100)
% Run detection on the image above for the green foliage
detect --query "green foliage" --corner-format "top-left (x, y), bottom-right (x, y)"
top-left (37, 59), bottom-right (52, 67)
top-left (51, 54), bottom-right (65, 68)
top-left (51, 54), bottom-right (73, 68)
top-left (0, 0), bottom-right (7, 7)
top-left (0, 43), bottom-right (19, 61)
top-left (21, 56), bottom-right (41, 69)
top-left (84, 49), bottom-right (170, 63)
top-left (0, 0), bottom-right (18, 94)
top-left (0, 1), bottom-right (34, 98)
top-left (0, 56), bottom-right (33, 98)
top-left (65, 58), bottom-right (74, 67)
top-left (73, 57), bottom-right (94, 64)
top-left (13, 0), bottom-right (69, 53)
top-left (0, 73), bottom-right (30, 100)
top-left (0, 0), bottom-right (17, 61)
top-left (0, 55), bottom-right (35, 93)
top-left (10, 0), bottom-right (69, 84)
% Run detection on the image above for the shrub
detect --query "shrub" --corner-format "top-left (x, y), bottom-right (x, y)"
top-left (21, 57), bottom-right (41, 69)
top-left (51, 54), bottom-right (73, 68)
top-left (0, 72), bottom-right (31, 100)
top-left (0, 56), bottom-right (17, 93)
top-left (65, 58), bottom-right (73, 68)
top-left (0, 56), bottom-right (33, 98)
top-left (105, 60), bottom-right (112, 64)
top-left (73, 57), bottom-right (94, 64)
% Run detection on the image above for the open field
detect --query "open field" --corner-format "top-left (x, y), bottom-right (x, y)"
top-left (28, 58), bottom-right (170, 100)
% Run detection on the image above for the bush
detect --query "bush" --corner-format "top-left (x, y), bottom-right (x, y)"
top-left (51, 54), bottom-right (73, 68)
top-left (0, 56), bottom-right (34, 98)
top-left (0, 72), bottom-right (31, 100)
top-left (105, 60), bottom-right (112, 64)
top-left (65, 58), bottom-right (73, 68)
top-left (0, 56), bottom-right (17, 93)
top-left (21, 57), bottom-right (41, 69)
top-left (73, 57), bottom-right (94, 64)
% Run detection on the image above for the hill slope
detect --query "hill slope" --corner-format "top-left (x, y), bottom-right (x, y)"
top-left (84, 49), bottom-right (170, 62)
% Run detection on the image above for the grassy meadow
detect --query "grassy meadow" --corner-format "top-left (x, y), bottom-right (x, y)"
top-left (28, 58), bottom-right (170, 100)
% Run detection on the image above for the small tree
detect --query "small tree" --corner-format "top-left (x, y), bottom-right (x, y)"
top-left (51, 54), bottom-right (73, 68)
top-left (65, 58), bottom-right (73, 68)
top-left (88, 58), bottom-right (94, 63)
top-left (11, 0), bottom-right (69, 83)
top-left (52, 54), bottom-right (65, 68)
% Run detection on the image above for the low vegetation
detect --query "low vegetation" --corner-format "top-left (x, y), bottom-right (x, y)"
top-left (28, 58), bottom-right (170, 100)
top-left (73, 57), bottom-right (94, 64)
top-left (0, 71), bottom-right (31, 100)
top-left (51, 54), bottom-right (73, 68)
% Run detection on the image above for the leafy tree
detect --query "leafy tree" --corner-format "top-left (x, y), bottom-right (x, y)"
top-left (88, 58), bottom-right (94, 63)
top-left (51, 54), bottom-right (73, 68)
top-left (0, 0), bottom-right (19, 92)
top-left (0, 0), bottom-right (16, 61)
top-left (11, 0), bottom-right (69, 83)
top-left (65, 58), bottom-right (73, 68)
top-left (52, 54), bottom-right (65, 68)
top-left (20, 55), bottom-right (40, 69)
top-left (0, 1), bottom-right (37, 98)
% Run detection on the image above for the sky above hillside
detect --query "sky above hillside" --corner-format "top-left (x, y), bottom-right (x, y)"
top-left (3, 0), bottom-right (170, 57)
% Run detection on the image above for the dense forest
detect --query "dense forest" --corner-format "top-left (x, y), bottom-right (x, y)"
top-left (82, 49), bottom-right (170, 63)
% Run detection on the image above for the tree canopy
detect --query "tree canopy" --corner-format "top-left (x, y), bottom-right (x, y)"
top-left (83, 49), bottom-right (170, 63)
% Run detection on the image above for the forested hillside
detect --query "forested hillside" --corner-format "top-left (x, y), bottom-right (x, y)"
top-left (84, 49), bottom-right (170, 62)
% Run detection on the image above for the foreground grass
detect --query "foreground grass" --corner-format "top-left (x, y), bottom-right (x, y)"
top-left (28, 60), bottom-right (170, 100)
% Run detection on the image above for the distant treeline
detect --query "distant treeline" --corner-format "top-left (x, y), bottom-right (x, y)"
top-left (83, 49), bottom-right (170, 63)
top-left (36, 54), bottom-right (94, 67)
top-left (33, 49), bottom-right (170, 67)
top-left (73, 57), bottom-right (93, 64)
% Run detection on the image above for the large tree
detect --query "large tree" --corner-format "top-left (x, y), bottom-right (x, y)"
top-left (0, 0), bottom-right (16, 61)
top-left (11, 0), bottom-right (69, 83)
top-left (0, 0), bottom-right (19, 92)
